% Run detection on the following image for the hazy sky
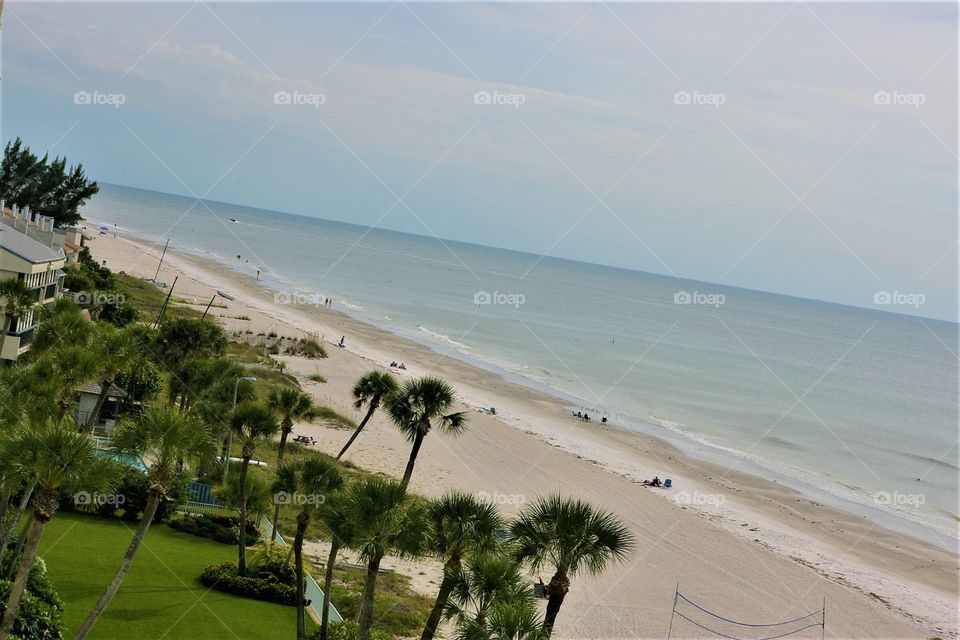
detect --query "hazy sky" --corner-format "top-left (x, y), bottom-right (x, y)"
top-left (3, 2), bottom-right (957, 321)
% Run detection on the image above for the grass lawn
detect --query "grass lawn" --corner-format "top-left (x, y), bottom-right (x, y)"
top-left (39, 511), bottom-right (312, 640)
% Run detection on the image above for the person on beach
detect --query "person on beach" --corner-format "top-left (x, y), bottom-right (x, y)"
top-left (643, 476), bottom-right (662, 487)
top-left (338, 336), bottom-right (346, 348)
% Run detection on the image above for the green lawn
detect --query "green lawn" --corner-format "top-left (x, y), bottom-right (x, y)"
top-left (38, 511), bottom-right (311, 639)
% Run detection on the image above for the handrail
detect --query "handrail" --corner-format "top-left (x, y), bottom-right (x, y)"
top-left (257, 516), bottom-right (342, 625)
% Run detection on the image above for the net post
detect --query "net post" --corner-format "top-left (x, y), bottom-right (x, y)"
top-left (667, 582), bottom-right (679, 640)
top-left (821, 596), bottom-right (826, 640)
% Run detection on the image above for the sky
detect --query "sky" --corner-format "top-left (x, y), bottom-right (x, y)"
top-left (2, 1), bottom-right (957, 321)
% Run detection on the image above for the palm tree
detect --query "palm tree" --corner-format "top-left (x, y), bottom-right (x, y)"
top-left (75, 407), bottom-right (216, 639)
top-left (83, 323), bottom-right (136, 431)
top-left (273, 456), bottom-right (343, 640)
top-left (228, 402), bottom-right (279, 576)
top-left (345, 477), bottom-right (426, 640)
top-left (387, 377), bottom-right (467, 491)
top-left (508, 495), bottom-right (635, 638)
top-left (445, 552), bottom-right (533, 631)
top-left (420, 492), bottom-right (502, 640)
top-left (316, 493), bottom-right (358, 640)
top-left (29, 297), bottom-right (92, 356)
top-left (0, 422), bottom-right (118, 640)
top-left (454, 599), bottom-right (547, 640)
top-left (335, 371), bottom-right (398, 461)
top-left (41, 345), bottom-right (101, 424)
top-left (0, 277), bottom-right (36, 343)
top-left (267, 387), bottom-right (314, 541)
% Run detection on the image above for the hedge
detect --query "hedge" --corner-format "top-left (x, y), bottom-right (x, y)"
top-left (200, 562), bottom-right (297, 606)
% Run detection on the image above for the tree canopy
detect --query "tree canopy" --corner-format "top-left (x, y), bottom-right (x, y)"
top-left (0, 137), bottom-right (99, 227)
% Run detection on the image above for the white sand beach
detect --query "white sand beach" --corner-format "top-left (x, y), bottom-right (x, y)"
top-left (88, 232), bottom-right (958, 640)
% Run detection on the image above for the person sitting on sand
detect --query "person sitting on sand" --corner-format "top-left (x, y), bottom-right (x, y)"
top-left (643, 476), bottom-right (661, 487)
top-left (398, 362), bottom-right (407, 370)
top-left (390, 361), bottom-right (398, 367)
top-left (583, 413), bottom-right (590, 422)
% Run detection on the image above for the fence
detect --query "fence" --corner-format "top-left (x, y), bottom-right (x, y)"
top-left (258, 516), bottom-right (343, 626)
top-left (668, 588), bottom-right (824, 640)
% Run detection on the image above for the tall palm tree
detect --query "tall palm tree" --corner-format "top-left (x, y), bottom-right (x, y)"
top-left (316, 493), bottom-right (358, 640)
top-left (445, 553), bottom-right (534, 633)
top-left (0, 422), bottom-right (118, 640)
top-left (508, 495), bottom-right (635, 638)
top-left (345, 477), bottom-right (426, 640)
top-left (420, 492), bottom-right (502, 640)
top-left (83, 323), bottom-right (136, 431)
top-left (273, 456), bottom-right (343, 640)
top-left (335, 371), bottom-right (398, 461)
top-left (387, 377), bottom-right (467, 491)
top-left (75, 407), bottom-right (216, 640)
top-left (0, 277), bottom-right (36, 343)
top-left (267, 387), bottom-right (314, 541)
top-left (228, 402), bottom-right (279, 576)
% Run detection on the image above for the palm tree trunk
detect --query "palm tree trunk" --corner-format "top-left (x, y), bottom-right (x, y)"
top-left (237, 457), bottom-right (251, 576)
top-left (335, 402), bottom-right (377, 461)
top-left (0, 514), bottom-right (47, 640)
top-left (356, 554), bottom-right (382, 640)
top-left (294, 514), bottom-right (308, 640)
top-left (541, 571), bottom-right (569, 638)
top-left (5, 512), bottom-right (34, 580)
top-left (0, 485), bottom-right (11, 531)
top-left (84, 378), bottom-right (112, 432)
top-left (0, 481), bottom-right (34, 555)
top-left (319, 538), bottom-right (339, 640)
top-left (74, 491), bottom-right (160, 640)
top-left (399, 432), bottom-right (425, 491)
top-left (419, 557), bottom-right (458, 640)
top-left (270, 425), bottom-right (293, 542)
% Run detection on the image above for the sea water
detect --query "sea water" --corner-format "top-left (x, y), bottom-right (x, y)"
top-left (81, 183), bottom-right (959, 548)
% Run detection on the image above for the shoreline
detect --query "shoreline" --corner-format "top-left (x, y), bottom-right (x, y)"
top-left (87, 229), bottom-right (958, 639)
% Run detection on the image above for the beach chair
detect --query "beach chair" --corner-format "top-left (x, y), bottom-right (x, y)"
top-left (664, 478), bottom-right (672, 488)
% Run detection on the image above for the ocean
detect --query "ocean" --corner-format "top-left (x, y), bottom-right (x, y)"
top-left (81, 183), bottom-right (958, 549)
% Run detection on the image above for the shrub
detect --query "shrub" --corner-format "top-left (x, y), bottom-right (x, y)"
top-left (200, 562), bottom-right (297, 606)
top-left (169, 514), bottom-right (259, 545)
top-left (247, 543), bottom-right (295, 584)
top-left (0, 558), bottom-right (64, 640)
top-left (286, 338), bottom-right (327, 359)
top-left (311, 620), bottom-right (391, 640)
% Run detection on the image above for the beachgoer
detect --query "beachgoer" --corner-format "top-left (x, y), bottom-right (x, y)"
top-left (398, 362), bottom-right (406, 370)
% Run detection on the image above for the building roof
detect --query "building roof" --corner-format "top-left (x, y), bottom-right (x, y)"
top-left (0, 227), bottom-right (65, 264)
top-left (76, 382), bottom-right (128, 398)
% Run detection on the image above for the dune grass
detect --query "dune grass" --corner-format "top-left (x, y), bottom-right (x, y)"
top-left (38, 511), bottom-right (311, 640)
